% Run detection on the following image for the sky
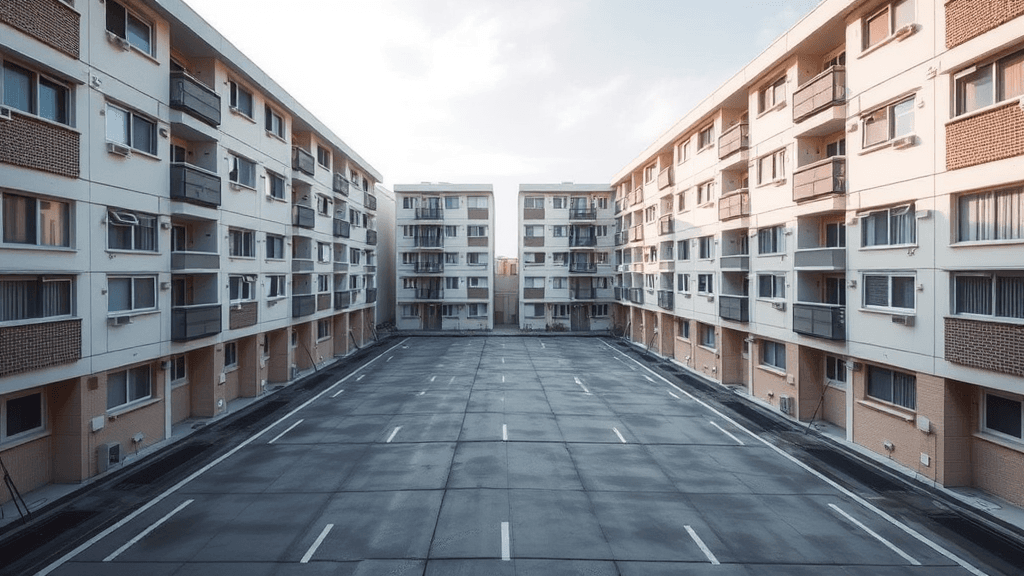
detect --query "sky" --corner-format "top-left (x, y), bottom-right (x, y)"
top-left (183, 0), bottom-right (823, 257)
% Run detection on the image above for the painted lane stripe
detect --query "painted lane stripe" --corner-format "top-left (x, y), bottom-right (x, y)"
top-left (34, 339), bottom-right (411, 576)
top-left (357, 374), bottom-right (365, 381)
top-left (644, 375), bottom-right (654, 382)
top-left (300, 524), bottom-right (334, 564)
top-left (430, 375), bottom-right (437, 382)
top-left (449, 376), bottom-right (456, 385)
top-left (386, 426), bottom-right (402, 443)
top-left (502, 424), bottom-right (508, 441)
top-left (829, 504), bottom-right (920, 565)
top-left (330, 388), bottom-right (345, 398)
top-left (386, 356), bottom-right (394, 362)
top-left (685, 525), bottom-right (719, 565)
top-left (612, 427), bottom-right (627, 444)
top-left (668, 390), bottom-right (680, 400)
top-left (502, 357), bottom-right (505, 364)
top-left (502, 374), bottom-right (506, 383)
top-left (419, 390), bottom-right (426, 396)
top-left (501, 521), bottom-right (511, 561)
top-left (709, 421), bottom-right (745, 445)
top-left (574, 376), bottom-right (591, 395)
top-left (268, 419), bottom-right (304, 444)
top-left (103, 499), bottom-right (194, 562)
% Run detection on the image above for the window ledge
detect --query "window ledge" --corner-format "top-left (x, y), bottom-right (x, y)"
top-left (858, 24), bottom-right (918, 59)
top-left (0, 428), bottom-right (50, 451)
top-left (107, 309), bottom-right (159, 320)
top-left (0, 243), bottom-right (76, 253)
top-left (230, 182), bottom-right (256, 192)
top-left (950, 238), bottom-right (1024, 249)
top-left (857, 398), bottom-right (915, 421)
top-left (858, 243), bottom-right (919, 251)
top-left (229, 107), bottom-right (256, 123)
top-left (108, 396), bottom-right (161, 419)
top-left (859, 307), bottom-right (916, 317)
top-left (757, 364), bottom-right (788, 378)
top-left (105, 248), bottom-right (159, 256)
top-left (3, 107), bottom-right (79, 133)
top-left (756, 100), bottom-right (787, 118)
top-left (266, 131), bottom-right (287, 143)
top-left (945, 314), bottom-right (1024, 327)
top-left (947, 98), bottom-right (1024, 125)
top-left (266, 194), bottom-right (287, 203)
top-left (0, 315), bottom-right (78, 329)
top-left (974, 431), bottom-right (1024, 455)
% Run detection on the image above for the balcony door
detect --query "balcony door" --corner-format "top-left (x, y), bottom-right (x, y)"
top-left (571, 304), bottom-right (590, 331)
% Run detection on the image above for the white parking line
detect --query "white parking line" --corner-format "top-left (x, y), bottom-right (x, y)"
top-left (684, 525), bottom-right (719, 565)
top-left (357, 374), bottom-right (365, 381)
top-left (829, 504), bottom-right (920, 565)
top-left (644, 375), bottom-right (654, 382)
top-left (668, 390), bottom-right (680, 399)
top-left (502, 357), bottom-right (505, 363)
top-left (387, 356), bottom-right (394, 362)
top-left (300, 524), bottom-right (334, 564)
top-left (574, 376), bottom-right (591, 395)
top-left (419, 390), bottom-right (426, 396)
top-left (386, 426), bottom-right (402, 443)
top-left (612, 427), bottom-right (627, 443)
top-left (540, 342), bottom-right (545, 349)
top-left (709, 421), bottom-right (745, 445)
top-left (502, 374), bottom-right (506, 383)
top-left (501, 521), bottom-right (511, 561)
top-left (449, 376), bottom-right (456, 385)
top-left (430, 375), bottom-right (436, 382)
top-left (502, 424), bottom-right (508, 441)
top-left (331, 388), bottom-right (345, 398)
top-left (103, 499), bottom-right (194, 562)
top-left (268, 419), bottom-right (304, 444)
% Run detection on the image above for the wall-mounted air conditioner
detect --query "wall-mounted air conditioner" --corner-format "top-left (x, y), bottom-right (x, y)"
top-left (108, 315), bottom-right (132, 326)
top-left (891, 314), bottom-right (915, 326)
top-left (771, 301), bottom-right (786, 311)
top-left (779, 395), bottom-right (793, 415)
top-left (892, 135), bottom-right (915, 149)
top-left (107, 142), bottom-right (131, 157)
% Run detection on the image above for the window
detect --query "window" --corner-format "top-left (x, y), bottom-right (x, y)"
top-left (467, 196), bottom-right (488, 209)
top-left (862, 97), bottom-right (914, 147)
top-left (317, 319), bottom-right (331, 340)
top-left (552, 277), bottom-right (567, 289)
top-left (467, 253), bottom-right (485, 265)
top-left (105, 0), bottom-right (153, 55)
top-left (955, 49), bottom-right (1024, 117)
top-left (552, 197), bottom-right (567, 209)
top-left (229, 154), bottom-right (256, 188)
top-left (229, 275), bottom-right (255, 302)
top-left (467, 225), bottom-right (487, 237)
top-left (552, 252), bottom-right (567, 266)
top-left (761, 341), bottom-right (787, 370)
top-left (229, 229), bottom-right (255, 258)
top-left (402, 304), bottom-right (419, 317)
top-left (266, 234), bottom-right (284, 259)
top-left (677, 274), bottom-right (690, 293)
top-left (224, 342), bottom-right (237, 369)
top-left (553, 225), bottom-right (567, 237)
top-left (956, 187), bottom-right (1023, 243)
top-left (316, 195), bottom-right (330, 215)
top-left (316, 146), bottom-right (331, 168)
top-left (677, 240), bottom-right (690, 261)
top-left (758, 77), bottom-right (786, 113)
top-left (953, 272), bottom-right (1024, 319)
top-left (402, 197), bottom-right (417, 209)
top-left (315, 274), bottom-right (330, 293)
top-left (2, 61), bottom-right (70, 125)
top-left (107, 365), bottom-right (151, 410)
top-left (826, 356), bottom-right (847, 387)
top-left (758, 274), bottom-right (786, 299)
top-left (267, 275), bottom-right (286, 298)
top-left (697, 124), bottom-right (715, 150)
top-left (863, 273), bottom-right (915, 311)
top-left (108, 276), bottom-right (156, 312)
top-left (698, 236), bottom-right (714, 259)
top-left (349, 248), bottom-right (361, 264)
top-left (697, 181), bottom-right (716, 205)
top-left (107, 209), bottom-right (156, 251)
top-left (596, 225), bottom-right (608, 237)
top-left (0, 276), bottom-right (72, 321)
top-left (445, 252), bottom-right (459, 264)
top-left (863, 0), bottom-right (914, 50)
top-left (677, 139), bottom-right (690, 163)
top-left (678, 319), bottom-right (690, 339)
top-left (469, 304), bottom-right (487, 317)
top-left (527, 303), bottom-right (545, 317)
top-left (445, 197), bottom-right (460, 209)
top-left (591, 304), bottom-right (609, 317)
top-left (699, 324), bottom-right (716, 348)
top-left (825, 222), bottom-right (846, 247)
top-left (524, 277), bottom-right (543, 288)
top-left (861, 205), bottom-right (915, 246)
top-left (523, 197), bottom-right (543, 209)
top-left (597, 198), bottom-right (608, 210)
top-left (758, 226), bottom-right (785, 254)
top-left (2, 193), bottom-right (70, 247)
top-left (983, 393), bottom-right (1022, 441)
top-left (644, 164), bottom-right (657, 183)
top-left (524, 225), bottom-right (542, 237)
top-left (106, 103), bottom-right (156, 155)
top-left (524, 252), bottom-right (543, 265)
top-left (867, 365), bottom-right (916, 410)
top-left (697, 274), bottom-right (714, 295)
top-left (265, 105), bottom-right (284, 138)
top-left (757, 149), bottom-right (786, 185)
top-left (228, 81), bottom-right (254, 118)
top-left (170, 355), bottom-right (187, 383)
top-left (317, 242), bottom-right (331, 262)
top-left (445, 277), bottom-right (460, 290)
top-left (266, 171), bottom-right (286, 200)
top-left (445, 225), bottom-right (459, 238)
top-left (468, 277), bottom-right (488, 288)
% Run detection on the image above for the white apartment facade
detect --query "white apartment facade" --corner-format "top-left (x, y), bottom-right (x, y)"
top-left (518, 184), bottom-right (617, 331)
top-left (0, 0), bottom-right (382, 500)
top-left (613, 0), bottom-right (1024, 506)
top-left (394, 184), bottom-right (495, 331)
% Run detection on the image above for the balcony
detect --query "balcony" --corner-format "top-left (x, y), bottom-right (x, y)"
top-left (719, 190), bottom-right (749, 221)
top-left (169, 71), bottom-right (221, 127)
top-left (658, 260), bottom-right (675, 271)
top-left (334, 173), bottom-right (350, 195)
top-left (572, 288), bottom-right (597, 300)
top-left (793, 303), bottom-right (845, 341)
top-left (659, 215), bottom-right (674, 235)
top-left (629, 227), bottom-right (644, 242)
top-left (170, 163), bottom-right (221, 207)
top-left (171, 304), bottom-right (221, 342)
top-left (523, 235), bottom-right (544, 247)
top-left (614, 287), bottom-right (624, 301)
top-left (718, 123), bottom-right (749, 159)
top-left (334, 291), bottom-right (352, 310)
top-left (794, 247), bottom-right (845, 270)
top-left (524, 207), bottom-right (545, 220)
top-left (366, 288), bottom-right (378, 304)
top-left (658, 167), bottom-right (673, 190)
top-left (292, 205), bottom-right (315, 228)
top-left (719, 295), bottom-right (749, 323)
top-left (364, 193), bottom-right (377, 211)
top-left (334, 218), bottom-right (351, 238)
top-left (615, 231), bottom-right (628, 246)
top-left (333, 261), bottom-right (349, 272)
top-left (569, 261), bottom-right (597, 273)
top-left (416, 208), bottom-right (443, 220)
top-left (570, 235), bottom-right (597, 248)
top-left (171, 251), bottom-right (219, 270)
top-left (414, 235), bottom-right (444, 248)
top-left (631, 187), bottom-right (643, 205)
top-left (415, 289), bottom-right (444, 300)
top-left (366, 229), bottom-right (378, 245)
top-left (292, 258), bottom-right (313, 273)
top-left (292, 294), bottom-right (315, 318)
top-left (628, 288), bottom-right (644, 305)
top-left (720, 255), bottom-right (749, 271)
top-left (229, 301), bottom-right (257, 330)
top-left (468, 287), bottom-right (489, 299)
top-left (523, 287), bottom-right (545, 299)
top-left (292, 147), bottom-right (315, 176)
top-left (415, 261), bottom-right (444, 274)
top-left (570, 208), bottom-right (597, 220)
top-left (657, 290), bottom-right (674, 310)
top-left (793, 157), bottom-right (845, 203)
top-left (793, 66), bottom-right (845, 123)
top-left (0, 318), bottom-right (81, 377)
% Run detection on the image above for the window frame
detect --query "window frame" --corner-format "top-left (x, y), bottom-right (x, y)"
top-left (228, 228), bottom-right (255, 258)
top-left (0, 275), bottom-right (74, 323)
top-left (106, 365), bottom-right (152, 412)
top-left (229, 274), bottom-right (256, 303)
top-left (228, 153), bottom-right (257, 189)
top-left (697, 273), bottom-right (714, 295)
top-left (224, 342), bottom-right (238, 370)
top-left (697, 124), bottom-right (715, 150)
top-left (1, 60), bottom-right (71, 125)
top-left (107, 275), bottom-right (156, 314)
top-left (228, 80), bottom-right (254, 119)
top-left (861, 96), bottom-right (915, 148)
top-left (699, 323), bottom-right (716, 349)
top-left (981, 391), bottom-right (1023, 443)
top-left (760, 340), bottom-right (787, 371)
top-left (264, 105), bottom-right (285, 138)
top-left (316, 145), bottom-right (331, 169)
top-left (105, 102), bottom-right (157, 155)
top-left (105, 0), bottom-right (155, 56)
top-left (758, 225), bottom-right (785, 255)
top-left (757, 273), bottom-right (786, 300)
top-left (825, 355), bottom-right (848, 388)
top-left (860, 204), bottom-right (916, 247)
top-left (106, 209), bottom-right (157, 252)
top-left (317, 319), bottom-right (331, 341)
top-left (954, 48), bottom-right (1024, 118)
top-left (266, 171), bottom-right (286, 200)
top-left (863, 273), bottom-right (916, 312)
top-left (952, 271), bottom-right (1024, 320)
top-left (756, 148), bottom-right (787, 186)
top-left (758, 76), bottom-right (787, 114)
top-left (866, 365), bottom-right (916, 410)
top-left (697, 236), bottom-right (714, 259)
top-left (954, 187), bottom-right (1024, 244)
top-left (1, 192), bottom-right (71, 248)
top-left (862, 0), bottom-right (915, 52)
top-left (266, 234), bottom-right (284, 260)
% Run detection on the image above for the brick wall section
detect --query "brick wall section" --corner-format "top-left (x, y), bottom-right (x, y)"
top-left (0, 436), bottom-right (52, 503)
top-left (945, 0), bottom-right (1024, 48)
top-left (0, 0), bottom-right (81, 58)
top-left (0, 114), bottom-right (81, 178)
top-left (946, 102), bottom-right (1024, 171)
top-left (945, 317), bottom-right (1024, 376)
top-left (973, 438), bottom-right (1024, 507)
top-left (0, 319), bottom-right (81, 377)
top-left (228, 301), bottom-right (257, 329)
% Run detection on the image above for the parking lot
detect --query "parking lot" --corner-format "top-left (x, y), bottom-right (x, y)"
top-left (39, 336), bottom-right (992, 575)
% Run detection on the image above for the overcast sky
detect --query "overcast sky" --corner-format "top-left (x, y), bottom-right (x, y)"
top-left (184, 0), bottom-right (822, 257)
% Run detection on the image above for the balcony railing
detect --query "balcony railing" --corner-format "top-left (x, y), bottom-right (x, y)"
top-left (292, 258), bottom-right (313, 273)
top-left (569, 261), bottom-right (597, 273)
top-left (659, 215), bottom-right (674, 235)
top-left (657, 290), bottom-right (674, 310)
top-left (292, 294), bottom-right (315, 318)
top-left (570, 235), bottom-right (597, 247)
top-left (333, 261), bottom-right (349, 272)
top-left (572, 288), bottom-right (597, 300)
top-left (414, 235), bottom-right (444, 248)
top-left (614, 287), bottom-right (624, 301)
top-left (615, 231), bottom-right (628, 245)
top-left (793, 66), bottom-right (846, 123)
top-left (415, 261), bottom-right (444, 273)
top-left (415, 288), bottom-right (444, 300)
top-left (794, 247), bottom-right (846, 269)
top-left (793, 157), bottom-right (845, 202)
top-left (171, 251), bottom-right (219, 270)
top-left (0, 318), bottom-right (81, 377)
top-left (293, 205), bottom-right (315, 228)
top-left (170, 163), bottom-right (220, 207)
top-left (333, 173), bottom-right (350, 195)
top-left (719, 190), bottom-right (749, 221)
top-left (416, 208), bottom-right (443, 220)
top-left (365, 288), bottom-right (377, 303)
top-left (628, 288), bottom-right (644, 304)
top-left (718, 123), bottom-right (749, 159)
top-left (629, 227), bottom-right (644, 242)
top-left (334, 218), bottom-right (351, 238)
top-left (169, 71), bottom-right (221, 126)
top-left (364, 193), bottom-right (377, 211)
top-left (719, 295), bottom-right (749, 323)
top-left (171, 303), bottom-right (221, 341)
top-left (570, 208), bottom-right (597, 220)
top-left (523, 287), bottom-right (545, 299)
top-left (793, 302), bottom-right (845, 341)
top-left (366, 229), bottom-right (378, 245)
top-left (292, 147), bottom-right (315, 176)
top-left (659, 260), bottom-right (675, 271)
top-left (334, 290), bottom-right (352, 310)
top-left (658, 166), bottom-right (673, 190)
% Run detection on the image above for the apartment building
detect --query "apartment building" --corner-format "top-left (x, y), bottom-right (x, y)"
top-left (0, 0), bottom-right (382, 500)
top-left (394, 184), bottom-right (495, 331)
top-left (519, 184), bottom-right (617, 331)
top-left (613, 0), bottom-right (1024, 506)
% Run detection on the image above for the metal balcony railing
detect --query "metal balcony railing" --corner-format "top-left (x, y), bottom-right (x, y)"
top-left (793, 247), bottom-right (845, 269)
top-left (657, 290), bottom-right (674, 310)
top-left (169, 71), bottom-right (221, 126)
top-left (292, 205), bottom-right (315, 228)
top-left (366, 229), bottom-right (378, 245)
top-left (793, 157), bottom-right (845, 202)
top-left (414, 235), bottom-right (444, 248)
top-left (718, 123), bottom-right (749, 159)
top-left (569, 261), bottom-right (597, 273)
top-left (291, 146), bottom-right (315, 176)
top-left (364, 193), bottom-right (377, 211)
top-left (292, 294), bottom-right (315, 317)
top-left (415, 208), bottom-right (443, 220)
top-left (415, 288), bottom-right (444, 300)
top-left (334, 291), bottom-right (352, 310)
top-left (171, 303), bottom-right (221, 341)
top-left (569, 208), bottom-right (597, 220)
top-left (793, 66), bottom-right (846, 123)
top-left (793, 302), bottom-right (845, 340)
top-left (719, 295), bottom-right (749, 323)
top-left (333, 173), bottom-right (350, 195)
top-left (718, 190), bottom-right (750, 221)
top-left (170, 163), bottom-right (221, 207)
top-left (414, 262), bottom-right (444, 273)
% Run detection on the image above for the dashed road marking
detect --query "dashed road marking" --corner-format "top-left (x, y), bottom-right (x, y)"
top-left (386, 426), bottom-right (402, 443)
top-left (574, 376), bottom-right (591, 395)
top-left (357, 374), bottom-right (365, 381)
top-left (387, 356), bottom-right (393, 362)
top-left (685, 525), bottom-right (719, 565)
top-left (612, 427), bottom-right (626, 443)
top-left (668, 390), bottom-right (680, 399)
top-left (502, 424), bottom-right (508, 441)
top-left (300, 524), bottom-right (334, 564)
top-left (268, 419), bottom-right (304, 444)
top-left (830, 504), bottom-right (920, 565)
top-left (710, 421), bottom-right (745, 445)
top-left (501, 521), bottom-right (511, 561)
top-left (644, 375), bottom-right (654, 382)
top-left (430, 375), bottom-right (437, 382)
top-left (331, 388), bottom-right (345, 398)
top-left (419, 390), bottom-right (426, 396)
top-left (103, 499), bottom-right (194, 562)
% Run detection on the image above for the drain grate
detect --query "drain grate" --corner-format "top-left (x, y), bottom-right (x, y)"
top-left (116, 442), bottom-right (213, 488)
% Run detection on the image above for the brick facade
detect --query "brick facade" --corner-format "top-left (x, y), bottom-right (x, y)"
top-left (945, 317), bottom-right (1024, 377)
top-left (973, 437), bottom-right (1024, 507)
top-left (0, 319), bottom-right (81, 377)
top-left (0, 0), bottom-right (81, 58)
top-left (228, 301), bottom-right (258, 329)
top-left (945, 0), bottom-right (1024, 48)
top-left (0, 113), bottom-right (81, 178)
top-left (946, 101), bottom-right (1024, 171)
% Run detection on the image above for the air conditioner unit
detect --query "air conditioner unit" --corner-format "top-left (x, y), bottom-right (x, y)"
top-left (107, 142), bottom-right (132, 157)
top-left (98, 442), bottom-right (121, 472)
top-left (231, 303), bottom-right (242, 310)
top-left (108, 210), bottom-right (139, 226)
top-left (108, 315), bottom-right (132, 326)
top-left (0, 106), bottom-right (11, 120)
top-left (706, 295), bottom-right (715, 302)
top-left (892, 135), bottom-right (915, 149)
top-left (891, 314), bottom-right (915, 326)
top-left (895, 23), bottom-right (915, 38)
top-left (772, 301), bottom-right (786, 311)
top-left (106, 31), bottom-right (131, 51)
top-left (779, 395), bottom-right (793, 415)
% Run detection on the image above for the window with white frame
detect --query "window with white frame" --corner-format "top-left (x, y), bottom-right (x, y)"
top-left (0, 276), bottom-right (72, 321)
top-left (105, 0), bottom-right (154, 55)
top-left (551, 304), bottom-right (568, 318)
top-left (867, 365), bottom-right (916, 410)
top-left (697, 124), bottom-right (715, 150)
top-left (267, 275), bottom-right (286, 298)
top-left (955, 48), bottom-right (1024, 117)
top-left (317, 274), bottom-right (330, 293)
top-left (107, 209), bottom-right (156, 252)
top-left (758, 76), bottom-right (786, 113)
top-left (591, 304), bottom-right (609, 317)
top-left (677, 239), bottom-right (690, 260)
top-left (644, 164), bottom-right (657, 183)
top-left (169, 355), bottom-right (187, 384)
top-left (523, 197), bottom-right (543, 209)
top-left (983, 392), bottom-right (1022, 442)
top-left (229, 275), bottom-right (256, 302)
top-left (758, 274), bottom-right (786, 299)
top-left (863, 273), bottom-right (915, 311)
top-left (697, 181), bottom-right (716, 205)
top-left (107, 365), bottom-right (151, 410)
top-left (402, 304), bottom-right (419, 317)
top-left (645, 206), bottom-right (657, 222)
top-left (229, 229), bottom-right (255, 258)
top-left (467, 196), bottom-right (488, 209)
top-left (467, 252), bottom-right (485, 265)
top-left (956, 187), bottom-right (1023, 243)
top-left (862, 96), bottom-right (914, 148)
top-left (266, 234), bottom-right (284, 259)
top-left (825, 355), bottom-right (847, 388)
top-left (678, 319), bottom-right (690, 339)
top-left (266, 171), bottom-right (286, 199)
top-left (699, 323), bottom-right (716, 348)
top-left (677, 273), bottom-right (690, 293)
top-left (2, 60), bottom-right (70, 125)
top-left (952, 272), bottom-right (1024, 319)
top-left (524, 277), bottom-right (543, 289)
top-left (597, 197), bottom-right (608, 209)
top-left (445, 277), bottom-right (459, 290)
top-left (553, 225), bottom-right (567, 237)
top-left (677, 190), bottom-right (687, 212)
top-left (402, 197), bottom-right (417, 209)
top-left (108, 276), bottom-right (155, 313)
top-left (106, 103), bottom-right (156, 155)
top-left (677, 139), bottom-right (690, 163)
top-left (265, 105), bottom-right (284, 138)
top-left (349, 248), bottom-right (361, 264)
top-left (316, 195), bottom-right (330, 215)
top-left (228, 81), bottom-right (254, 118)
top-left (758, 226), bottom-right (785, 254)
top-left (697, 236), bottom-right (714, 259)
top-left (445, 225), bottom-right (458, 237)
top-left (757, 149), bottom-right (786, 185)
top-left (552, 197), bottom-right (567, 209)
top-left (863, 0), bottom-right (914, 51)
top-left (444, 252), bottom-right (459, 264)
top-left (527, 303), bottom-right (545, 317)
top-left (761, 340), bottom-right (787, 370)
top-left (469, 303), bottom-right (487, 317)
top-left (595, 225), bottom-right (608, 237)
top-left (317, 242), bottom-right (331, 262)
top-left (1, 192), bottom-right (70, 247)
top-left (595, 252), bottom-right (608, 264)
top-left (553, 252), bottom-right (567, 266)
top-left (697, 273), bottom-right (714, 295)
top-left (861, 205), bottom-right (915, 247)
top-left (316, 146), bottom-right (331, 169)
top-left (468, 277), bottom-right (488, 288)
top-left (524, 225), bottom-right (542, 237)
top-left (467, 225), bottom-right (487, 237)
top-left (229, 154), bottom-right (256, 188)
top-left (224, 342), bottom-right (237, 369)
